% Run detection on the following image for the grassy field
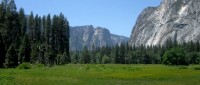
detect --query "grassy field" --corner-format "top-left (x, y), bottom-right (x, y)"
top-left (0, 64), bottom-right (200, 85)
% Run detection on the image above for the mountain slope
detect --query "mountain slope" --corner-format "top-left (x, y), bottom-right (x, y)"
top-left (111, 34), bottom-right (129, 46)
top-left (70, 25), bottom-right (129, 50)
top-left (129, 0), bottom-right (200, 46)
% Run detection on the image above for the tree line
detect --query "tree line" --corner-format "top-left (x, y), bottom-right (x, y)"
top-left (0, 0), bottom-right (70, 68)
top-left (0, 0), bottom-right (199, 68)
top-left (71, 39), bottom-right (200, 65)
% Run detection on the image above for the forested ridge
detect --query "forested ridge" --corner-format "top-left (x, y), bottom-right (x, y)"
top-left (0, 0), bottom-right (70, 68)
top-left (0, 0), bottom-right (200, 68)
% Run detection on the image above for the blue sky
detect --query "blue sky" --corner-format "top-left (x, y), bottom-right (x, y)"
top-left (15, 0), bottom-right (161, 37)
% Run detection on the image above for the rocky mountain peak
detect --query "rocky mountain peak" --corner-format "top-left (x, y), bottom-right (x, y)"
top-left (129, 0), bottom-right (200, 47)
top-left (70, 25), bottom-right (129, 51)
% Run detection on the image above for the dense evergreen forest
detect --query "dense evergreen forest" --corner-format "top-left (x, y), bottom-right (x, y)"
top-left (0, 0), bottom-right (70, 68)
top-left (71, 39), bottom-right (200, 65)
top-left (0, 0), bottom-right (200, 68)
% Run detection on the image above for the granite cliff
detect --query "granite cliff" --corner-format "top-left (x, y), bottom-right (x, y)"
top-left (129, 0), bottom-right (200, 46)
top-left (70, 25), bottom-right (129, 50)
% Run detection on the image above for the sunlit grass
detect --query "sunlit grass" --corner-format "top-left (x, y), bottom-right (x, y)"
top-left (0, 64), bottom-right (200, 85)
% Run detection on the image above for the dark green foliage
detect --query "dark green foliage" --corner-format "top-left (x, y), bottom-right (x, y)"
top-left (56, 52), bottom-right (67, 65)
top-left (187, 52), bottom-right (200, 64)
top-left (101, 55), bottom-right (111, 64)
top-left (45, 14), bottom-right (51, 45)
top-left (28, 12), bottom-right (34, 43)
top-left (64, 51), bottom-right (70, 64)
top-left (0, 33), bottom-right (5, 68)
top-left (95, 53), bottom-right (101, 64)
top-left (188, 41), bottom-right (195, 52)
top-left (194, 67), bottom-right (200, 70)
top-left (18, 8), bottom-right (26, 37)
top-left (56, 54), bottom-right (63, 65)
top-left (5, 45), bottom-right (18, 68)
top-left (44, 50), bottom-right (51, 65)
top-left (41, 16), bottom-right (46, 42)
top-left (0, 3), bottom-right (5, 30)
top-left (124, 54), bottom-right (131, 64)
top-left (57, 52), bottom-right (69, 65)
top-left (0, 0), bottom-right (70, 68)
top-left (195, 41), bottom-right (200, 52)
top-left (51, 14), bottom-right (70, 63)
top-left (178, 66), bottom-right (188, 69)
top-left (4, 0), bottom-right (20, 49)
top-left (81, 46), bottom-right (91, 64)
top-left (163, 47), bottom-right (189, 65)
top-left (114, 45), bottom-right (119, 64)
top-left (35, 63), bottom-right (45, 68)
top-left (46, 50), bottom-right (55, 66)
top-left (30, 44), bottom-right (39, 63)
top-left (34, 15), bottom-right (41, 42)
top-left (41, 49), bottom-right (55, 66)
top-left (118, 44), bottom-right (125, 64)
top-left (18, 34), bottom-right (31, 63)
top-left (76, 38), bottom-right (200, 65)
top-left (71, 52), bottom-right (79, 64)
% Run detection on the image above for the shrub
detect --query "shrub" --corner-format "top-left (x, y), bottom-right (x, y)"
top-left (187, 52), bottom-right (200, 64)
top-left (35, 64), bottom-right (45, 68)
top-left (163, 47), bottom-right (189, 65)
top-left (194, 67), bottom-right (200, 70)
top-left (17, 63), bottom-right (32, 69)
top-left (101, 55), bottom-right (111, 64)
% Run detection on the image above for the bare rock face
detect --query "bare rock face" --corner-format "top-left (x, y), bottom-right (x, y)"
top-left (129, 0), bottom-right (200, 47)
top-left (70, 25), bottom-right (129, 50)
top-left (111, 34), bottom-right (129, 46)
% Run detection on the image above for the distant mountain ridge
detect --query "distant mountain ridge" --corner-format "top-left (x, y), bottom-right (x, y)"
top-left (70, 25), bottom-right (129, 50)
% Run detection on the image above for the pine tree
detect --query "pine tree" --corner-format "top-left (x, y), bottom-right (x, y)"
top-left (37, 16), bottom-right (42, 42)
top-left (188, 41), bottom-right (195, 52)
top-left (5, 44), bottom-right (18, 68)
top-left (0, 0), bottom-right (72, 66)
top-left (65, 17), bottom-right (70, 63)
top-left (18, 8), bottom-right (26, 38)
top-left (114, 45), bottom-right (119, 64)
top-left (41, 16), bottom-right (46, 42)
top-left (28, 11), bottom-right (35, 43)
top-left (0, 2), bottom-right (5, 32)
top-left (71, 52), bottom-right (79, 64)
top-left (196, 41), bottom-right (200, 52)
top-left (45, 14), bottom-right (51, 45)
top-left (82, 46), bottom-right (90, 64)
top-left (18, 34), bottom-right (31, 63)
top-left (4, 0), bottom-right (20, 49)
top-left (119, 44), bottom-right (125, 64)
top-left (0, 33), bottom-right (5, 68)
top-left (56, 13), bottom-right (70, 63)
top-left (7, 0), bottom-right (16, 12)
top-left (30, 44), bottom-right (39, 63)
top-left (34, 15), bottom-right (41, 42)
top-left (48, 49), bottom-right (55, 66)
top-left (1, 0), bottom-right (8, 11)
top-left (62, 51), bottom-right (68, 64)
top-left (51, 15), bottom-right (57, 53)
top-left (34, 14), bottom-right (39, 42)
top-left (44, 49), bottom-right (53, 65)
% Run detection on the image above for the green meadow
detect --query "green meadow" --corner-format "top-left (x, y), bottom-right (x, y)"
top-left (0, 64), bottom-right (200, 85)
